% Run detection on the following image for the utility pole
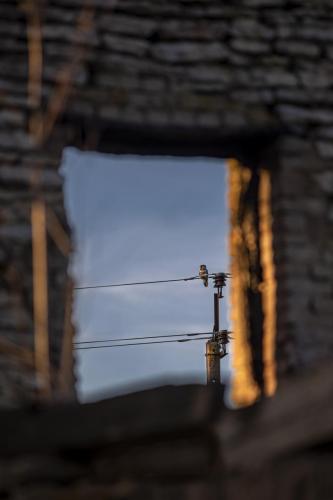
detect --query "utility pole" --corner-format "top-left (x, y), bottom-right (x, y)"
top-left (205, 272), bottom-right (229, 385)
top-left (206, 293), bottom-right (221, 384)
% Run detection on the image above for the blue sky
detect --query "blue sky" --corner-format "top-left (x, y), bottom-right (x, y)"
top-left (61, 149), bottom-right (230, 401)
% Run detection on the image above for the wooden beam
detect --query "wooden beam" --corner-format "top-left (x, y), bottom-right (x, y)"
top-left (31, 199), bottom-right (51, 399)
top-left (46, 206), bottom-right (71, 257)
top-left (57, 278), bottom-right (76, 400)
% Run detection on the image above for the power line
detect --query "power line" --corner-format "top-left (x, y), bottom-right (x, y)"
top-left (74, 337), bottom-right (275, 374)
top-left (74, 275), bottom-right (200, 290)
top-left (74, 336), bottom-right (212, 350)
top-left (73, 331), bottom-right (221, 345)
top-left (74, 272), bottom-right (230, 291)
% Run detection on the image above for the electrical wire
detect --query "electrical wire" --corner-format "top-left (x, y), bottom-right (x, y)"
top-left (74, 336), bottom-right (212, 350)
top-left (74, 275), bottom-right (200, 290)
top-left (74, 273), bottom-right (230, 291)
top-left (74, 335), bottom-right (276, 376)
top-left (73, 330), bottom-right (226, 345)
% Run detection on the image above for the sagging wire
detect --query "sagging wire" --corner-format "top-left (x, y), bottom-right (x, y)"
top-left (74, 330), bottom-right (232, 345)
top-left (74, 336), bottom-right (213, 350)
top-left (74, 272), bottom-right (231, 290)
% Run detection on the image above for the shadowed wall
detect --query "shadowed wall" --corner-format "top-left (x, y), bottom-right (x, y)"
top-left (0, 0), bottom-right (332, 405)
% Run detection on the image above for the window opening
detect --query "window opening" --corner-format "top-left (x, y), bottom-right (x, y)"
top-left (61, 149), bottom-right (230, 402)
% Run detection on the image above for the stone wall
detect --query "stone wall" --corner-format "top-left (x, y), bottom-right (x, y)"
top-left (1, 372), bottom-right (333, 500)
top-left (0, 0), bottom-right (333, 405)
top-left (272, 138), bottom-right (333, 374)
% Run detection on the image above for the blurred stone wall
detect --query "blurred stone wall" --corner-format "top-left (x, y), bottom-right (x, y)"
top-left (1, 380), bottom-right (333, 500)
top-left (0, 0), bottom-right (333, 405)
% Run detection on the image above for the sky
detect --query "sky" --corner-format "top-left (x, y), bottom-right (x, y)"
top-left (61, 149), bottom-right (230, 402)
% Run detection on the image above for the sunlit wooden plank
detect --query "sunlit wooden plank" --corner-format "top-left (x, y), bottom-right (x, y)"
top-left (259, 169), bottom-right (277, 396)
top-left (32, 199), bottom-right (51, 399)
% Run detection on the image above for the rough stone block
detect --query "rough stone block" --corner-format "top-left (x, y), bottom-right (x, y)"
top-left (0, 166), bottom-right (62, 189)
top-left (276, 88), bottom-right (333, 105)
top-left (187, 65), bottom-right (232, 85)
top-left (315, 126), bottom-right (333, 139)
top-left (151, 42), bottom-right (228, 63)
top-left (231, 38), bottom-right (271, 54)
top-left (231, 18), bottom-right (274, 39)
top-left (277, 105), bottom-right (333, 124)
top-left (328, 206), bottom-right (333, 223)
top-left (0, 131), bottom-right (33, 151)
top-left (251, 69), bottom-right (298, 87)
top-left (279, 137), bottom-right (313, 155)
top-left (160, 19), bottom-right (228, 40)
top-left (327, 45), bottom-right (333, 61)
top-left (297, 23), bottom-right (333, 42)
top-left (99, 13), bottom-right (157, 36)
top-left (230, 89), bottom-right (274, 104)
top-left (0, 224), bottom-right (31, 241)
top-left (103, 34), bottom-right (148, 56)
top-left (315, 171), bottom-right (333, 194)
top-left (316, 141), bottom-right (333, 159)
top-left (282, 213), bottom-right (307, 231)
top-left (304, 198), bottom-right (327, 216)
top-left (145, 109), bottom-right (170, 125)
top-left (0, 455), bottom-right (84, 489)
top-left (0, 110), bottom-right (25, 128)
top-left (276, 40), bottom-right (319, 57)
top-left (196, 112), bottom-right (220, 127)
top-left (298, 67), bottom-right (333, 89)
top-left (45, 6), bottom-right (79, 24)
top-left (243, 0), bottom-right (285, 5)
top-left (43, 24), bottom-right (98, 46)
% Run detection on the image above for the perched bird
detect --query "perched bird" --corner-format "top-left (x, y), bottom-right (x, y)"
top-left (199, 264), bottom-right (209, 287)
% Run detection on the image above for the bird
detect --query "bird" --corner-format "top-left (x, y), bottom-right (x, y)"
top-left (199, 264), bottom-right (209, 287)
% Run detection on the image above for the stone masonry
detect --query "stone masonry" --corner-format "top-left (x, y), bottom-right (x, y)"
top-left (0, 0), bottom-right (333, 405)
top-left (1, 369), bottom-right (333, 500)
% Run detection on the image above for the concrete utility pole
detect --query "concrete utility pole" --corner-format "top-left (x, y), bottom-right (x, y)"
top-left (206, 339), bottom-right (221, 384)
top-left (205, 273), bottom-right (229, 385)
top-left (206, 293), bottom-right (221, 384)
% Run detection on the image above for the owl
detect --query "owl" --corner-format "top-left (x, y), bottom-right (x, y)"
top-left (199, 264), bottom-right (209, 287)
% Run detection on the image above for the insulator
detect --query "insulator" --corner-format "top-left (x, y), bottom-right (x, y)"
top-left (213, 273), bottom-right (227, 298)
